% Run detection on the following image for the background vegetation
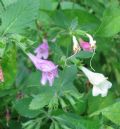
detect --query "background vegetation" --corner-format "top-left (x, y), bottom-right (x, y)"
top-left (0, 0), bottom-right (120, 129)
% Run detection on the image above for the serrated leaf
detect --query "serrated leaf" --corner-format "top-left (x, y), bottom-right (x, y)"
top-left (0, 0), bottom-right (39, 35)
top-left (24, 66), bottom-right (78, 110)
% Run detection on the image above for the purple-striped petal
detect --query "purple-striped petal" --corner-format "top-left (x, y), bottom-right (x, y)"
top-left (28, 53), bottom-right (58, 86)
top-left (34, 39), bottom-right (49, 59)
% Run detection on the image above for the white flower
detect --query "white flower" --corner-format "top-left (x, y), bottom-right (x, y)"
top-left (81, 66), bottom-right (112, 97)
top-left (72, 35), bottom-right (80, 53)
top-left (86, 33), bottom-right (96, 49)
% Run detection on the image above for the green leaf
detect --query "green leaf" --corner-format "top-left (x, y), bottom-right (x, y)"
top-left (102, 102), bottom-right (120, 125)
top-left (55, 113), bottom-right (101, 129)
top-left (0, 38), bottom-right (6, 58)
top-left (54, 121), bottom-right (61, 129)
top-left (2, 0), bottom-right (17, 8)
top-left (25, 66), bottom-right (78, 110)
top-left (60, 1), bottom-right (85, 10)
top-left (84, 0), bottom-right (105, 17)
top-left (0, 88), bottom-right (17, 97)
top-left (39, 0), bottom-right (58, 11)
top-left (49, 123), bottom-right (54, 129)
top-left (0, 43), bottom-right (17, 89)
top-left (29, 92), bottom-right (53, 110)
top-left (63, 10), bottom-right (100, 32)
top-left (70, 51), bottom-right (93, 60)
top-left (24, 66), bottom-right (78, 111)
top-left (9, 120), bottom-right (22, 129)
top-left (0, 0), bottom-right (39, 35)
top-left (88, 92), bottom-right (115, 114)
top-left (24, 72), bottom-right (41, 87)
top-left (50, 11), bottom-right (71, 29)
top-left (14, 97), bottom-right (41, 118)
top-left (12, 34), bottom-right (35, 53)
top-left (106, 126), bottom-right (114, 129)
top-left (96, 6), bottom-right (120, 37)
top-left (72, 98), bottom-right (86, 114)
top-left (50, 10), bottom-right (100, 32)
top-left (37, 11), bottom-right (52, 26)
top-left (58, 65), bottom-right (77, 87)
top-left (0, 0), bottom-right (5, 12)
top-left (90, 101), bottom-right (120, 125)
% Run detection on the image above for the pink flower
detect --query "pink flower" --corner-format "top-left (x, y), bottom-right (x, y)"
top-left (34, 39), bottom-right (49, 59)
top-left (79, 34), bottom-right (96, 52)
top-left (28, 53), bottom-right (58, 86)
top-left (79, 38), bottom-right (93, 52)
top-left (0, 67), bottom-right (4, 82)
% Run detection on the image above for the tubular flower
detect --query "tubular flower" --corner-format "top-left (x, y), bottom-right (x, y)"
top-left (72, 35), bottom-right (81, 53)
top-left (81, 66), bottom-right (112, 97)
top-left (86, 33), bottom-right (96, 49)
top-left (79, 38), bottom-right (93, 52)
top-left (34, 39), bottom-right (49, 59)
top-left (28, 53), bottom-right (58, 86)
top-left (0, 67), bottom-right (4, 82)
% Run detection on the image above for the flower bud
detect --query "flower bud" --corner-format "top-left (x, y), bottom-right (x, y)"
top-left (72, 35), bottom-right (81, 53)
top-left (86, 33), bottom-right (96, 49)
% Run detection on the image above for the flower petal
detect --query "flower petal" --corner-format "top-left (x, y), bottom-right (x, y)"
top-left (81, 66), bottom-right (112, 97)
top-left (92, 86), bottom-right (101, 96)
top-left (42, 51), bottom-right (49, 59)
top-left (72, 35), bottom-right (80, 53)
top-left (92, 80), bottom-right (112, 97)
top-left (46, 72), bottom-right (54, 86)
top-left (28, 53), bottom-right (58, 87)
top-left (86, 33), bottom-right (96, 48)
top-left (81, 66), bottom-right (106, 86)
top-left (34, 39), bottom-right (49, 59)
top-left (41, 72), bottom-right (47, 85)
top-left (79, 38), bottom-right (92, 52)
top-left (99, 80), bottom-right (112, 89)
